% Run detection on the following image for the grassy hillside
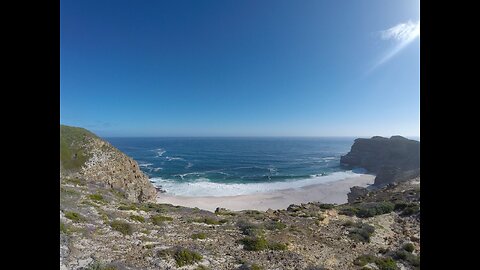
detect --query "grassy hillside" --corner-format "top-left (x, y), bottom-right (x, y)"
top-left (60, 125), bottom-right (98, 171)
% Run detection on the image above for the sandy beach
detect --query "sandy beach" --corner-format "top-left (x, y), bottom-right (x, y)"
top-left (156, 174), bottom-right (375, 212)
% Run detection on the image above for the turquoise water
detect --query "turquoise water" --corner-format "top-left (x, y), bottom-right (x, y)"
top-left (106, 137), bottom-right (366, 196)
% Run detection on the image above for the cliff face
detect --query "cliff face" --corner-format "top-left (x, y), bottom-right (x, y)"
top-left (60, 125), bottom-right (157, 202)
top-left (341, 136), bottom-right (420, 186)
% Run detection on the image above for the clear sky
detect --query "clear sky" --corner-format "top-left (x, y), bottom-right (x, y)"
top-left (60, 0), bottom-right (420, 137)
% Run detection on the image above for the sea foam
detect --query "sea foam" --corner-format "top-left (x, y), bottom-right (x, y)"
top-left (150, 170), bottom-right (367, 197)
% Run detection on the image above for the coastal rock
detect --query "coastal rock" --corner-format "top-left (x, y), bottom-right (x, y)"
top-left (347, 186), bottom-right (369, 203)
top-left (60, 125), bottom-right (158, 202)
top-left (340, 136), bottom-right (420, 186)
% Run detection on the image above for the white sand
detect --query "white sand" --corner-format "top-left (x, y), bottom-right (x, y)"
top-left (156, 174), bottom-right (375, 212)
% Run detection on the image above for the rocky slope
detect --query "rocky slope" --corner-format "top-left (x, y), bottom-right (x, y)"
top-left (60, 129), bottom-right (420, 270)
top-left (60, 125), bottom-right (157, 203)
top-left (340, 136), bottom-right (420, 186)
top-left (60, 175), bottom-right (420, 270)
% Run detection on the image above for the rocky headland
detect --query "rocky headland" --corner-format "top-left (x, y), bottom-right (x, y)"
top-left (60, 126), bottom-right (420, 270)
top-left (340, 136), bottom-right (420, 187)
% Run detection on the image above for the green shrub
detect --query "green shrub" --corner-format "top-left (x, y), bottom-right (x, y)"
top-left (393, 201), bottom-right (409, 211)
top-left (353, 254), bottom-right (376, 266)
top-left (65, 211), bottom-right (85, 222)
top-left (240, 237), bottom-right (269, 251)
top-left (401, 205), bottom-right (420, 216)
top-left (338, 206), bottom-right (359, 216)
top-left (237, 220), bottom-right (263, 236)
top-left (354, 255), bottom-right (398, 270)
top-left (343, 220), bottom-right (355, 227)
top-left (268, 241), bottom-right (288, 251)
top-left (173, 248), bottom-right (203, 267)
top-left (88, 194), bottom-right (104, 202)
top-left (151, 215), bottom-right (173, 225)
top-left (403, 243), bottom-right (415, 252)
top-left (356, 202), bottom-right (395, 218)
top-left (264, 220), bottom-right (287, 230)
top-left (60, 222), bottom-right (68, 233)
top-left (375, 257), bottom-right (398, 270)
top-left (393, 250), bottom-right (420, 267)
top-left (193, 217), bottom-right (220, 225)
top-left (118, 204), bottom-right (137, 211)
top-left (191, 233), bottom-right (207, 240)
top-left (348, 222), bottom-right (375, 243)
top-left (129, 215), bottom-right (145, 223)
top-left (195, 265), bottom-right (209, 270)
top-left (110, 220), bottom-right (133, 235)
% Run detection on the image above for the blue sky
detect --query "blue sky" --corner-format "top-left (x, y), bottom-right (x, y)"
top-left (60, 0), bottom-right (420, 137)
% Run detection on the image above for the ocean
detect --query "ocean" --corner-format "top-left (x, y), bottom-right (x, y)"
top-left (106, 137), bottom-right (367, 197)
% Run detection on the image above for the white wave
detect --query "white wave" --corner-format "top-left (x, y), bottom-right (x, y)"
top-left (152, 148), bottom-right (166, 157)
top-left (153, 167), bottom-right (163, 172)
top-left (186, 162), bottom-right (193, 168)
top-left (322, 157), bottom-right (337, 160)
top-left (150, 170), bottom-right (368, 197)
top-left (165, 156), bottom-right (185, 161)
top-left (138, 163), bottom-right (153, 167)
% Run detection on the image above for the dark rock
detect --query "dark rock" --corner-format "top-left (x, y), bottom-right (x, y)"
top-left (340, 136), bottom-right (420, 186)
top-left (347, 186), bottom-right (369, 203)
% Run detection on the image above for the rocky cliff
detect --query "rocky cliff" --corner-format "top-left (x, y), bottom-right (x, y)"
top-left (60, 125), bottom-right (157, 202)
top-left (341, 136), bottom-right (420, 186)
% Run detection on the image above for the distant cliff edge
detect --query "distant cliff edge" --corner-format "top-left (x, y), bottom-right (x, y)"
top-left (60, 125), bottom-right (157, 202)
top-left (341, 136), bottom-right (420, 187)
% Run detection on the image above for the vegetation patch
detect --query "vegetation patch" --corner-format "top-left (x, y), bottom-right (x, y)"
top-left (173, 248), bottom-right (203, 267)
top-left (60, 222), bottom-right (68, 234)
top-left (354, 254), bottom-right (398, 270)
top-left (86, 261), bottom-right (118, 270)
top-left (151, 215), bottom-right (173, 225)
top-left (65, 211), bottom-right (85, 222)
top-left (264, 220), bottom-right (287, 230)
top-left (393, 250), bottom-right (420, 267)
top-left (191, 232), bottom-right (207, 240)
top-left (402, 243), bottom-right (415, 253)
top-left (339, 202), bottom-right (394, 218)
top-left (239, 237), bottom-right (269, 251)
top-left (118, 204), bottom-right (137, 211)
top-left (239, 236), bottom-right (287, 251)
top-left (60, 125), bottom-right (94, 171)
top-left (347, 222), bottom-right (375, 243)
top-left (88, 193), bottom-right (105, 202)
top-left (237, 220), bottom-right (264, 236)
top-left (400, 205), bottom-right (420, 216)
top-left (193, 217), bottom-right (220, 225)
top-left (129, 215), bottom-right (145, 223)
top-left (110, 220), bottom-right (133, 235)
top-left (64, 177), bottom-right (86, 186)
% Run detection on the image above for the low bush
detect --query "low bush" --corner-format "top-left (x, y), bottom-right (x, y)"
top-left (129, 215), bottom-right (145, 223)
top-left (151, 215), bottom-right (173, 225)
top-left (191, 233), bottom-right (207, 240)
top-left (173, 248), bottom-right (203, 267)
top-left (88, 194), bottom-right (104, 202)
top-left (193, 217), bottom-right (220, 225)
top-left (65, 211), bottom-right (85, 222)
top-left (110, 220), bottom-right (133, 235)
top-left (347, 222), bottom-right (375, 243)
top-left (264, 220), bottom-right (287, 230)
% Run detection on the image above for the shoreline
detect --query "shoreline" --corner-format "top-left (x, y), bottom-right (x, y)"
top-left (156, 174), bottom-right (375, 212)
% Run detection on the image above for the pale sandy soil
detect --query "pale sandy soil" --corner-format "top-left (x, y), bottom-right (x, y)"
top-left (156, 174), bottom-right (375, 212)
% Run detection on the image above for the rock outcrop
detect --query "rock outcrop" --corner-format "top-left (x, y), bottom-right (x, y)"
top-left (341, 136), bottom-right (420, 186)
top-left (347, 186), bottom-right (369, 203)
top-left (60, 125), bottom-right (157, 202)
